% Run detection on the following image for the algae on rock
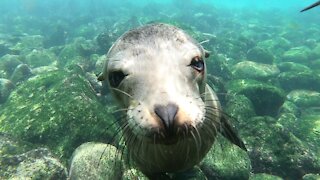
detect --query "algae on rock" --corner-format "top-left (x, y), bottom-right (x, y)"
top-left (0, 69), bottom-right (117, 161)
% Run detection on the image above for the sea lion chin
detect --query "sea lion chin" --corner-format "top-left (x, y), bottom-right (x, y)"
top-left (98, 23), bottom-right (246, 177)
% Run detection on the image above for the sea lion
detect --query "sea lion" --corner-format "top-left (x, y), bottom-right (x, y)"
top-left (301, 1), bottom-right (320, 12)
top-left (98, 23), bottom-right (246, 178)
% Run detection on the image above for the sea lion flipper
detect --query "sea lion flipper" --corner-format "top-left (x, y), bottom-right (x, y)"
top-left (301, 1), bottom-right (320, 12)
top-left (220, 115), bottom-right (247, 151)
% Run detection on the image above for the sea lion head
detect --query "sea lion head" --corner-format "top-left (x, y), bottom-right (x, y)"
top-left (98, 23), bottom-right (221, 174)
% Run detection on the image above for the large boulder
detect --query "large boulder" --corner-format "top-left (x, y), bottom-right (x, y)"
top-left (200, 135), bottom-right (251, 180)
top-left (0, 78), bottom-right (15, 104)
top-left (242, 116), bottom-right (320, 179)
top-left (277, 62), bottom-right (311, 73)
top-left (247, 47), bottom-right (275, 64)
top-left (0, 54), bottom-right (22, 79)
top-left (282, 46), bottom-right (311, 64)
top-left (0, 133), bottom-right (67, 179)
top-left (250, 173), bottom-right (283, 180)
top-left (24, 49), bottom-right (57, 68)
top-left (226, 79), bottom-right (285, 116)
top-left (278, 71), bottom-right (320, 91)
top-left (0, 68), bottom-right (117, 160)
top-left (231, 61), bottom-right (280, 81)
top-left (69, 142), bottom-right (123, 180)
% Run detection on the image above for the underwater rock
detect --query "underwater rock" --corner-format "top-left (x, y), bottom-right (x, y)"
top-left (231, 61), bottom-right (280, 81)
top-left (31, 65), bottom-right (58, 75)
top-left (310, 43), bottom-right (320, 60)
top-left (0, 78), bottom-right (15, 104)
top-left (206, 53), bottom-right (232, 80)
top-left (0, 40), bottom-right (11, 57)
top-left (226, 79), bottom-right (285, 116)
top-left (278, 71), bottom-right (320, 91)
top-left (257, 37), bottom-right (291, 58)
top-left (286, 90), bottom-right (320, 108)
top-left (247, 47), bottom-right (274, 64)
top-left (278, 101), bottom-right (300, 116)
top-left (225, 94), bottom-right (256, 123)
top-left (95, 54), bottom-right (107, 73)
top-left (282, 46), bottom-right (311, 64)
top-left (77, 39), bottom-right (97, 57)
top-left (172, 166), bottom-right (207, 180)
top-left (303, 174), bottom-right (320, 180)
top-left (69, 142), bottom-right (122, 180)
top-left (122, 168), bottom-right (148, 180)
top-left (277, 62), bottom-right (312, 73)
top-left (43, 25), bottom-right (67, 48)
top-left (25, 49), bottom-right (57, 68)
top-left (10, 64), bottom-right (32, 84)
top-left (249, 173), bottom-right (283, 180)
top-left (96, 31), bottom-right (116, 55)
top-left (310, 59), bottom-right (320, 71)
top-left (0, 133), bottom-right (67, 179)
top-left (57, 38), bottom-right (97, 69)
top-left (213, 35), bottom-right (248, 60)
top-left (85, 72), bottom-right (102, 94)
top-left (58, 42), bottom-right (81, 67)
top-left (0, 69), bottom-right (117, 160)
top-left (200, 135), bottom-right (251, 180)
top-left (73, 24), bottom-right (97, 40)
top-left (0, 54), bottom-right (22, 79)
top-left (11, 35), bottom-right (44, 54)
top-left (242, 116), bottom-right (320, 179)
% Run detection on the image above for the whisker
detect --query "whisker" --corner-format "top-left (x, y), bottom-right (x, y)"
top-left (110, 87), bottom-right (134, 99)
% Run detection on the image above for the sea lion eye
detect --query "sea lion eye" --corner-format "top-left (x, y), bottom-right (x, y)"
top-left (189, 56), bottom-right (204, 72)
top-left (108, 71), bottom-right (127, 87)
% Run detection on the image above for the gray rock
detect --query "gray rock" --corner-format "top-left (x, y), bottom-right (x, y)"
top-left (0, 133), bottom-right (67, 179)
top-left (286, 90), bottom-right (320, 107)
top-left (257, 37), bottom-right (291, 57)
top-left (278, 71), bottom-right (320, 91)
top-left (311, 43), bottom-right (320, 60)
top-left (69, 142), bottom-right (123, 180)
top-left (200, 135), bottom-right (251, 180)
top-left (303, 173), bottom-right (320, 180)
top-left (10, 64), bottom-right (32, 84)
top-left (0, 54), bottom-right (22, 79)
top-left (247, 47), bottom-right (274, 64)
top-left (250, 173), bottom-right (283, 180)
top-left (0, 69), bottom-right (117, 160)
top-left (31, 65), bottom-right (58, 75)
top-left (282, 46), bottom-right (311, 64)
top-left (242, 116), bottom-right (320, 179)
top-left (11, 35), bottom-right (44, 54)
top-left (122, 168), bottom-right (148, 180)
top-left (25, 49), bottom-right (57, 68)
top-left (231, 61), bottom-right (280, 80)
top-left (277, 62), bottom-right (311, 73)
top-left (225, 94), bottom-right (256, 122)
top-left (226, 79), bottom-right (285, 116)
top-left (0, 78), bottom-right (15, 104)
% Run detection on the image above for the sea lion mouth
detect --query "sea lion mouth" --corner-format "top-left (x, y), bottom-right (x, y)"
top-left (144, 123), bottom-right (195, 145)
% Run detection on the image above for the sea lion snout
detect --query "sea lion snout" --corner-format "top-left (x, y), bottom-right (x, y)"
top-left (154, 103), bottom-right (178, 136)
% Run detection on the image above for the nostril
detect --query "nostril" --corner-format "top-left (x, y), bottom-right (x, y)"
top-left (154, 103), bottom-right (178, 132)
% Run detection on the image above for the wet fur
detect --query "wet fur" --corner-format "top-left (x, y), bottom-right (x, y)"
top-left (98, 23), bottom-right (246, 177)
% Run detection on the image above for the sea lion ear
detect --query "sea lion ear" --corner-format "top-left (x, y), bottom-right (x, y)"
top-left (204, 50), bottom-right (210, 58)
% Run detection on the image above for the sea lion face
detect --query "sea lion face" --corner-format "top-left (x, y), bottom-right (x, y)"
top-left (100, 24), bottom-right (221, 173)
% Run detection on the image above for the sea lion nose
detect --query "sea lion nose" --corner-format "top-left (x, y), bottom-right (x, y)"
top-left (154, 103), bottom-right (178, 133)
